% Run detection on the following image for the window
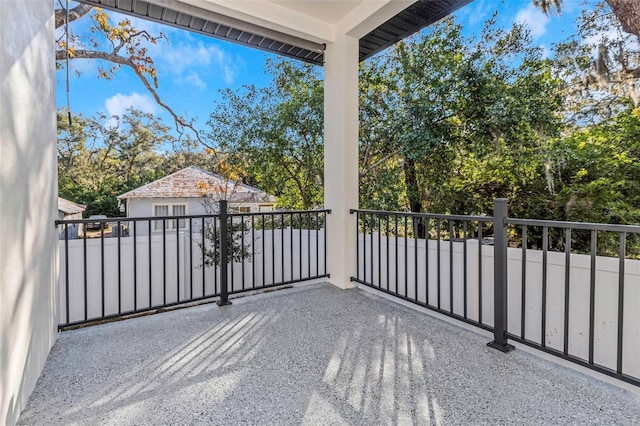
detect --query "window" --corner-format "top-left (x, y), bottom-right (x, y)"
top-left (154, 205), bottom-right (169, 231)
top-left (238, 206), bottom-right (251, 213)
top-left (173, 205), bottom-right (186, 229)
top-left (153, 203), bottom-right (188, 231)
top-left (259, 204), bottom-right (274, 212)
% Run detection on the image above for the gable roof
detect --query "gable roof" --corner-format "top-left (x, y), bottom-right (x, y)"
top-left (117, 166), bottom-right (276, 203)
top-left (58, 197), bottom-right (86, 215)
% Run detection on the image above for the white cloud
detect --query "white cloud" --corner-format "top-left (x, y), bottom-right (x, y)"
top-left (185, 72), bottom-right (207, 90)
top-left (515, 4), bottom-right (549, 39)
top-left (104, 92), bottom-right (157, 127)
top-left (156, 41), bottom-right (241, 85)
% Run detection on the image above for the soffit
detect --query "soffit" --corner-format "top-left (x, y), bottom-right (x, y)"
top-left (77, 0), bottom-right (473, 66)
top-left (359, 0), bottom-right (474, 61)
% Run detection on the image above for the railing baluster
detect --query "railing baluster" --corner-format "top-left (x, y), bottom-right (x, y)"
top-left (262, 214), bottom-right (266, 286)
top-left (379, 216), bottom-right (382, 289)
top-left (363, 212), bottom-right (367, 283)
top-left (395, 215), bottom-right (398, 294)
top-left (463, 220), bottom-right (468, 319)
top-left (271, 213), bottom-right (275, 285)
top-left (542, 226), bottom-right (548, 347)
top-left (252, 215), bottom-right (255, 289)
top-left (83, 224), bottom-right (88, 321)
top-left (414, 217), bottom-right (418, 300)
top-left (449, 219), bottom-right (454, 314)
top-left (308, 212), bottom-right (311, 279)
top-left (64, 224), bottom-right (69, 325)
top-left (101, 222), bottom-right (105, 317)
top-left (386, 215), bottom-right (390, 292)
top-left (118, 220), bottom-right (122, 314)
top-left (373, 214), bottom-right (377, 288)
top-left (437, 219), bottom-right (441, 310)
top-left (213, 217), bottom-right (218, 294)
top-left (589, 230), bottom-right (597, 364)
top-left (404, 216), bottom-right (408, 297)
top-left (564, 228), bottom-right (571, 355)
top-left (425, 218), bottom-right (430, 306)
top-left (323, 212), bottom-right (327, 276)
top-left (133, 221), bottom-right (137, 311)
top-left (617, 232), bottom-right (626, 375)
top-left (162, 219), bottom-right (166, 306)
top-left (148, 220), bottom-right (152, 308)
top-left (201, 217), bottom-right (205, 297)
top-left (521, 225), bottom-right (527, 340)
top-left (241, 215), bottom-right (246, 291)
top-left (478, 222), bottom-right (483, 324)
top-left (189, 218), bottom-right (193, 300)
top-left (176, 218), bottom-right (180, 303)
top-left (232, 216), bottom-right (237, 292)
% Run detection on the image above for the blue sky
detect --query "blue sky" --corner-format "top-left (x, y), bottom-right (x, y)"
top-left (57, 0), bottom-right (593, 138)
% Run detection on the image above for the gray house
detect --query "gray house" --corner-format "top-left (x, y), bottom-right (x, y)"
top-left (117, 167), bottom-right (276, 236)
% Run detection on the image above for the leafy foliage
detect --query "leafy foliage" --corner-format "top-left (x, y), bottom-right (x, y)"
top-left (207, 59), bottom-right (324, 210)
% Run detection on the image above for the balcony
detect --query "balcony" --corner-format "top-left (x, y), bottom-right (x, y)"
top-left (16, 202), bottom-right (640, 423)
top-left (18, 283), bottom-right (640, 424)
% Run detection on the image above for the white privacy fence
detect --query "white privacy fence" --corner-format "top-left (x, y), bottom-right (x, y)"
top-left (58, 225), bottom-right (327, 327)
top-left (353, 202), bottom-right (640, 388)
top-left (356, 235), bottom-right (640, 379)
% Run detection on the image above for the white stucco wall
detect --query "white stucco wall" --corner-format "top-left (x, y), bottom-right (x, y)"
top-left (0, 1), bottom-right (58, 425)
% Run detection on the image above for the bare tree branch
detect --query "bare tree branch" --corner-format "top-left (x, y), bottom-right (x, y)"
top-left (56, 48), bottom-right (211, 150)
top-left (55, 3), bottom-right (93, 29)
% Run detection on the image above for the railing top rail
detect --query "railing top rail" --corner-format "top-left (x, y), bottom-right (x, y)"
top-left (229, 209), bottom-right (331, 218)
top-left (55, 209), bottom-right (331, 226)
top-left (55, 213), bottom-right (220, 225)
top-left (350, 208), bottom-right (492, 222)
top-left (507, 217), bottom-right (640, 233)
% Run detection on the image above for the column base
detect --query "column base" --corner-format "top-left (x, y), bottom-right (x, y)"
top-left (487, 341), bottom-right (515, 353)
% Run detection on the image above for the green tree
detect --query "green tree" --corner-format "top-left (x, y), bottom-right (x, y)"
top-left (359, 17), bottom-right (564, 220)
top-left (57, 108), bottom-right (177, 216)
top-left (207, 59), bottom-right (324, 210)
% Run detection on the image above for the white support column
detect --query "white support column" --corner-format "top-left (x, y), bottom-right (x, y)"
top-left (323, 33), bottom-right (359, 289)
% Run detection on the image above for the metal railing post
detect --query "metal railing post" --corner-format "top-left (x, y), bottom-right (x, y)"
top-left (488, 198), bottom-right (514, 352)
top-left (217, 200), bottom-right (232, 306)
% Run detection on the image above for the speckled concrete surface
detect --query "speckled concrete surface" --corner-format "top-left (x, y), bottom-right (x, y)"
top-left (19, 283), bottom-right (640, 425)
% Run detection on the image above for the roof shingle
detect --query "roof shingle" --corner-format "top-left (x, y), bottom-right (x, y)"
top-left (117, 167), bottom-right (276, 203)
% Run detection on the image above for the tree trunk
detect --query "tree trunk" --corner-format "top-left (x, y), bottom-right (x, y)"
top-left (402, 158), bottom-right (426, 238)
top-left (606, 0), bottom-right (640, 41)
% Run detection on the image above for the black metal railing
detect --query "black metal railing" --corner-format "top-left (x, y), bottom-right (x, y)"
top-left (350, 208), bottom-right (495, 332)
top-left (351, 199), bottom-right (640, 387)
top-left (56, 201), bottom-right (329, 328)
top-left (505, 214), bottom-right (640, 387)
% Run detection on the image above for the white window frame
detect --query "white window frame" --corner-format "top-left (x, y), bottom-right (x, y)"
top-left (152, 202), bottom-right (189, 232)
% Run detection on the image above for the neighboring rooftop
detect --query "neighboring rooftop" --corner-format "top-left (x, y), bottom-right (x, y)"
top-left (19, 284), bottom-right (640, 425)
top-left (117, 166), bottom-right (276, 203)
top-left (57, 197), bottom-right (86, 215)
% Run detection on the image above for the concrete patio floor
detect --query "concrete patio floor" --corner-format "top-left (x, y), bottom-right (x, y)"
top-left (19, 283), bottom-right (640, 425)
